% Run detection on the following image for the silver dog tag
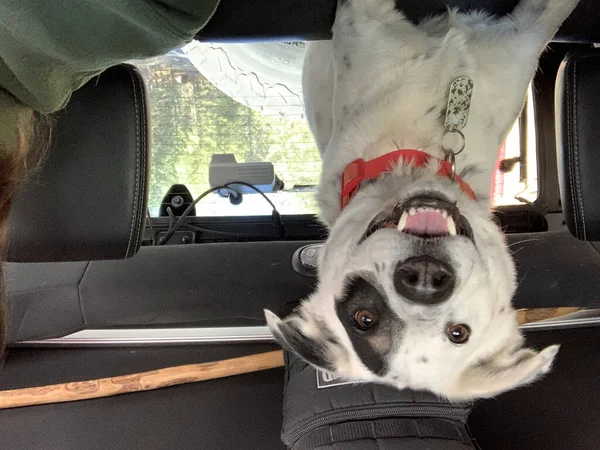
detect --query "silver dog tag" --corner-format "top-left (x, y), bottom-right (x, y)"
top-left (444, 77), bottom-right (474, 132)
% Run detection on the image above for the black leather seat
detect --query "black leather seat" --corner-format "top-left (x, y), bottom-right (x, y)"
top-left (7, 64), bottom-right (149, 262)
top-left (4, 64), bottom-right (150, 343)
top-left (556, 49), bottom-right (600, 241)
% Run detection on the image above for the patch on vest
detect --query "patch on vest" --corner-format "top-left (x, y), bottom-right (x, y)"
top-left (316, 368), bottom-right (364, 389)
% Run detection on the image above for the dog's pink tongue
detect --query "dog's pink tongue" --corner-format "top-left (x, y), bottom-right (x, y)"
top-left (404, 210), bottom-right (449, 235)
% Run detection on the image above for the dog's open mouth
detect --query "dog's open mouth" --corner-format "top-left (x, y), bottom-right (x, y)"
top-left (360, 196), bottom-right (474, 243)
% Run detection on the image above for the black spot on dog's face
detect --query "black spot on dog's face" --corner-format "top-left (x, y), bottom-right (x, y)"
top-left (323, 333), bottom-right (341, 347)
top-left (268, 309), bottom-right (349, 373)
top-left (418, 356), bottom-right (429, 364)
top-left (270, 324), bottom-right (335, 371)
top-left (335, 275), bottom-right (404, 375)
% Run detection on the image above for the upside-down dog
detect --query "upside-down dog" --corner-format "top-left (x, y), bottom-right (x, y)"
top-left (265, 0), bottom-right (579, 400)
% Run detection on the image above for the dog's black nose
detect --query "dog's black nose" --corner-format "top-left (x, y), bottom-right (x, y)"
top-left (393, 256), bottom-right (455, 304)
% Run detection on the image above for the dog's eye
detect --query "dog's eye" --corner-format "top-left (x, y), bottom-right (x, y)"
top-left (353, 309), bottom-right (378, 330)
top-left (447, 324), bottom-right (470, 344)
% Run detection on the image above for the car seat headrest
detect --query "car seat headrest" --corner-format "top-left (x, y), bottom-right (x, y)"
top-left (556, 49), bottom-right (600, 241)
top-left (7, 64), bottom-right (150, 262)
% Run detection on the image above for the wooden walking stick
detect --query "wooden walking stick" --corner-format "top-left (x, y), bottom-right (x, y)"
top-left (0, 350), bottom-right (284, 410)
top-left (0, 307), bottom-right (582, 410)
top-left (516, 307), bottom-right (580, 325)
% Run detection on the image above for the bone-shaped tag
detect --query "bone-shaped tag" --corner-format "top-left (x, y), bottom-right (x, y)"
top-left (444, 77), bottom-right (474, 132)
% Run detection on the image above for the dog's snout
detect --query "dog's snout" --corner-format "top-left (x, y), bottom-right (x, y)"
top-left (393, 256), bottom-right (455, 305)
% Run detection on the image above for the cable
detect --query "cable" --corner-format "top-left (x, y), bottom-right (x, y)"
top-left (168, 206), bottom-right (252, 238)
top-left (184, 222), bottom-right (289, 239)
top-left (184, 223), bottom-right (255, 237)
top-left (157, 182), bottom-right (285, 245)
top-left (166, 207), bottom-right (176, 229)
top-left (146, 208), bottom-right (156, 245)
top-left (158, 185), bottom-right (224, 244)
top-left (231, 181), bottom-right (286, 241)
top-left (226, 181), bottom-right (278, 210)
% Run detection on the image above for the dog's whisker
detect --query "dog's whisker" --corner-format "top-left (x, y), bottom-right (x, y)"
top-left (516, 269), bottom-right (530, 288)
top-left (507, 237), bottom-right (542, 248)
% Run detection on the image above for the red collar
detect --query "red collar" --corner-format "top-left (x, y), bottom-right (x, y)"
top-left (340, 149), bottom-right (476, 210)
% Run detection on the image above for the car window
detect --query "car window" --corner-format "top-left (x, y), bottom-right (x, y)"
top-left (133, 41), bottom-right (536, 217)
top-left (494, 87), bottom-right (537, 206)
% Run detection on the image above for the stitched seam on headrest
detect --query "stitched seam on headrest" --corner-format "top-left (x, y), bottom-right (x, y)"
top-left (125, 67), bottom-right (141, 258)
top-left (136, 71), bottom-right (148, 256)
top-left (129, 67), bottom-right (147, 258)
top-left (565, 60), bottom-right (580, 239)
top-left (572, 58), bottom-right (586, 240)
top-left (564, 51), bottom-right (600, 240)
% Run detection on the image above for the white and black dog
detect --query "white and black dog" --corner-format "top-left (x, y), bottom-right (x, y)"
top-left (265, 0), bottom-right (579, 401)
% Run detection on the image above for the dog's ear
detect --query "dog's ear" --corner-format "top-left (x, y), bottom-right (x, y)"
top-left (265, 309), bottom-right (338, 371)
top-left (449, 344), bottom-right (560, 400)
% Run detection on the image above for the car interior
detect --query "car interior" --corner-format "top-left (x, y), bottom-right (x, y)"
top-left (1, 0), bottom-right (600, 448)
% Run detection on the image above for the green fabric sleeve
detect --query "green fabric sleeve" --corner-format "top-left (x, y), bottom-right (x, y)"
top-left (0, 0), bottom-right (220, 113)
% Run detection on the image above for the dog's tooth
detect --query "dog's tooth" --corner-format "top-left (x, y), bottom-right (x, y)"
top-left (409, 207), bottom-right (417, 216)
top-left (397, 211), bottom-right (408, 231)
top-left (441, 210), bottom-right (448, 219)
top-left (447, 216), bottom-right (457, 236)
